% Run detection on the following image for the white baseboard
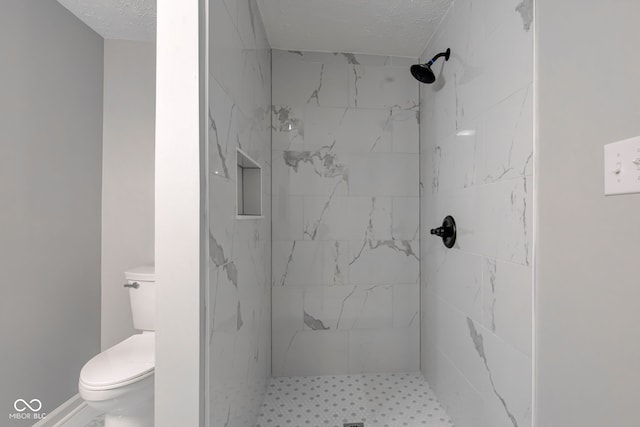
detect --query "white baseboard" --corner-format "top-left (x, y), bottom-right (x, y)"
top-left (32, 394), bottom-right (101, 427)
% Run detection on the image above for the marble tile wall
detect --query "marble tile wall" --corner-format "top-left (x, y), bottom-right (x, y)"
top-left (207, 1), bottom-right (271, 426)
top-left (271, 50), bottom-right (420, 377)
top-left (419, 1), bottom-right (533, 427)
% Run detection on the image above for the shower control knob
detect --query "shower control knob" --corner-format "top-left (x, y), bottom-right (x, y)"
top-left (430, 216), bottom-right (457, 249)
top-left (430, 227), bottom-right (446, 237)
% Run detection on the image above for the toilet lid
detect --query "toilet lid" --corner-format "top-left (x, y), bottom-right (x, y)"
top-left (80, 333), bottom-right (154, 390)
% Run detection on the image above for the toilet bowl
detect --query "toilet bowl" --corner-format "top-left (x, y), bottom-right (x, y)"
top-left (79, 266), bottom-right (155, 427)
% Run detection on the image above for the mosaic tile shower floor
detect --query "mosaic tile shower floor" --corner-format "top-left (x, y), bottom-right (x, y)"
top-left (256, 372), bottom-right (454, 427)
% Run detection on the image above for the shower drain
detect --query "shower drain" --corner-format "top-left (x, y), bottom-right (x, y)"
top-left (343, 424), bottom-right (364, 427)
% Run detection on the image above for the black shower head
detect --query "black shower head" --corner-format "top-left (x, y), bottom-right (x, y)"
top-left (410, 64), bottom-right (436, 84)
top-left (411, 48), bottom-right (451, 84)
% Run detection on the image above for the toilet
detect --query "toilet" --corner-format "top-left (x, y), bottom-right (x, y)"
top-left (79, 266), bottom-right (155, 427)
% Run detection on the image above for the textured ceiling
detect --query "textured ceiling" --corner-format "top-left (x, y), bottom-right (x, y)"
top-left (57, 0), bottom-right (156, 42)
top-left (256, 0), bottom-right (452, 58)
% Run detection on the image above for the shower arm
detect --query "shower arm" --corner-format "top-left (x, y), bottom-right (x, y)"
top-left (425, 48), bottom-right (451, 67)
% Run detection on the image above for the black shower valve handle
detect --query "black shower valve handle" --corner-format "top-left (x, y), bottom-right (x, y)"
top-left (430, 215), bottom-right (457, 249)
top-left (430, 226), bottom-right (448, 237)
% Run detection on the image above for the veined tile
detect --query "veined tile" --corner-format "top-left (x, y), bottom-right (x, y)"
top-left (482, 258), bottom-right (532, 357)
top-left (304, 106), bottom-right (393, 153)
top-left (273, 240), bottom-right (349, 287)
top-left (273, 54), bottom-right (350, 108)
top-left (349, 238), bottom-right (419, 285)
top-left (475, 85), bottom-right (533, 184)
top-left (272, 105), bottom-right (305, 151)
top-left (303, 196), bottom-right (393, 241)
top-left (349, 65), bottom-right (419, 110)
top-left (272, 149), bottom-right (349, 197)
top-left (422, 247), bottom-right (483, 321)
top-left (303, 285), bottom-right (393, 331)
top-left (391, 197), bottom-right (420, 240)
top-left (393, 283), bottom-right (420, 329)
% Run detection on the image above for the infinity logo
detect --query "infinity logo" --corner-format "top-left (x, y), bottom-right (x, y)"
top-left (13, 399), bottom-right (42, 412)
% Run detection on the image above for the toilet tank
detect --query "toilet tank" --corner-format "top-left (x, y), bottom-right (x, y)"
top-left (124, 266), bottom-right (155, 331)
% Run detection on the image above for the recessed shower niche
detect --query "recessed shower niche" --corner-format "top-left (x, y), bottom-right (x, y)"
top-left (236, 148), bottom-right (263, 218)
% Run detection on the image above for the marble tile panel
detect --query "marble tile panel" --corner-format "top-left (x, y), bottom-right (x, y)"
top-left (209, 174), bottom-right (238, 245)
top-left (482, 258), bottom-right (532, 356)
top-left (303, 196), bottom-right (393, 242)
top-left (272, 330), bottom-right (350, 377)
top-left (272, 149), bottom-right (349, 197)
top-left (273, 53), bottom-right (350, 108)
top-left (433, 297), bottom-right (488, 389)
top-left (272, 195), bottom-right (304, 241)
top-left (420, 74), bottom-right (459, 145)
top-left (420, 288), bottom-right (440, 381)
top-left (422, 246), bottom-right (483, 321)
top-left (304, 106), bottom-right (393, 153)
top-left (209, 76), bottom-right (239, 182)
top-left (476, 177), bottom-right (532, 265)
top-left (272, 286), bottom-right (303, 334)
top-left (303, 285), bottom-right (393, 331)
top-left (429, 349), bottom-right (484, 427)
top-left (349, 65), bottom-right (419, 110)
top-left (484, 0), bottom-right (532, 38)
top-left (393, 283), bottom-right (420, 329)
top-left (273, 240), bottom-right (349, 287)
top-left (475, 85), bottom-right (533, 184)
top-left (469, 318), bottom-right (532, 427)
top-left (209, 1), bottom-right (246, 110)
top-left (390, 109), bottom-right (420, 153)
top-left (391, 56), bottom-right (419, 68)
top-left (235, 0), bottom-right (269, 51)
top-left (391, 197), bottom-right (420, 240)
top-left (456, 11), bottom-right (533, 122)
top-left (272, 105), bottom-right (305, 151)
top-left (434, 297), bottom-right (532, 427)
top-left (348, 328), bottom-right (420, 373)
top-left (427, 130), bottom-right (478, 195)
top-left (348, 153), bottom-right (419, 197)
top-left (349, 238), bottom-right (419, 285)
top-left (274, 49), bottom-right (394, 67)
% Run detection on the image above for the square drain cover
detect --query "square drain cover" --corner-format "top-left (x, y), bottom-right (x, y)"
top-left (344, 424), bottom-right (364, 427)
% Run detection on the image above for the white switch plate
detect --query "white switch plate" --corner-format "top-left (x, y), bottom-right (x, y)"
top-left (604, 136), bottom-right (640, 196)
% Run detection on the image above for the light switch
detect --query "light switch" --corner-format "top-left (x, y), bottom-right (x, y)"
top-left (604, 136), bottom-right (640, 195)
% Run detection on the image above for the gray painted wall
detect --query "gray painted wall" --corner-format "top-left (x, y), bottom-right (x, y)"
top-left (101, 40), bottom-right (156, 350)
top-left (0, 0), bottom-right (103, 423)
top-left (535, 1), bottom-right (640, 426)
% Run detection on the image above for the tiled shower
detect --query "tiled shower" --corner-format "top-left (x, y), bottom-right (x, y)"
top-left (207, 0), bottom-right (533, 426)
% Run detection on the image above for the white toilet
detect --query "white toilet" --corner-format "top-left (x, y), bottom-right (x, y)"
top-left (79, 266), bottom-right (155, 427)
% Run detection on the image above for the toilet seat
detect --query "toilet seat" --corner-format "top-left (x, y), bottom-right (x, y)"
top-left (80, 333), bottom-right (154, 391)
